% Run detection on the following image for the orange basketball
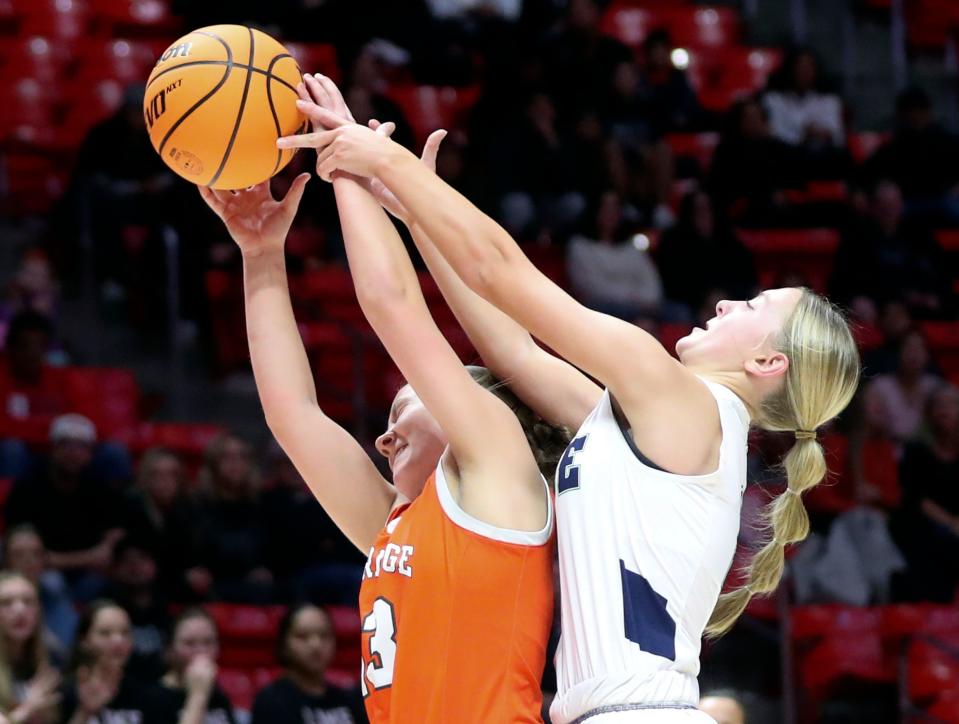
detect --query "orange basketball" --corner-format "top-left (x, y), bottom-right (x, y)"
top-left (144, 25), bottom-right (307, 190)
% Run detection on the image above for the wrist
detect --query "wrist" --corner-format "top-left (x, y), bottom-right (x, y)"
top-left (374, 143), bottom-right (415, 181)
top-left (240, 246), bottom-right (285, 262)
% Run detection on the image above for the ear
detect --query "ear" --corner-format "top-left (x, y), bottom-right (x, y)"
top-left (744, 351), bottom-right (789, 379)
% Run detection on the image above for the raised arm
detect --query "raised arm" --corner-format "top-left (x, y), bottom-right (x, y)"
top-left (358, 119), bottom-right (601, 432)
top-left (198, 178), bottom-right (396, 552)
top-left (300, 75), bottom-right (545, 530)
top-left (278, 122), bottom-right (710, 437)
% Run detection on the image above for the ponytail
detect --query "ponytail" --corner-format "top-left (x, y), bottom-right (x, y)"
top-left (707, 290), bottom-right (860, 637)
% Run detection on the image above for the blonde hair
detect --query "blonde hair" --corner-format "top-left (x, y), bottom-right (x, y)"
top-left (707, 290), bottom-right (861, 636)
top-left (0, 572), bottom-right (49, 717)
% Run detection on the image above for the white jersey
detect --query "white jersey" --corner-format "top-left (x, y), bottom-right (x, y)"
top-left (550, 379), bottom-right (750, 724)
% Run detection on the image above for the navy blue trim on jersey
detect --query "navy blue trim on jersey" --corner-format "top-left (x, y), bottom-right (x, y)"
top-left (620, 560), bottom-right (676, 661)
top-left (609, 395), bottom-right (671, 474)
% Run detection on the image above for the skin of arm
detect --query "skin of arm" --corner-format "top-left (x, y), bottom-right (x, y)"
top-left (292, 76), bottom-right (600, 433)
top-left (279, 119), bottom-right (720, 473)
top-left (198, 179), bottom-right (397, 553)
top-left (297, 74), bottom-right (545, 529)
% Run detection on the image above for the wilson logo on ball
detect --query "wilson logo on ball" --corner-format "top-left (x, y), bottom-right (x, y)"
top-left (159, 43), bottom-right (193, 63)
top-left (144, 80), bottom-right (182, 131)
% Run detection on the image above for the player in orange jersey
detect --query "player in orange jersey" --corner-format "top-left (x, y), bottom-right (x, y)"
top-left (198, 73), bottom-right (569, 723)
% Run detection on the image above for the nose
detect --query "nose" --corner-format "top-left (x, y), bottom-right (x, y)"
top-left (375, 430), bottom-right (396, 460)
top-left (715, 300), bottom-right (730, 318)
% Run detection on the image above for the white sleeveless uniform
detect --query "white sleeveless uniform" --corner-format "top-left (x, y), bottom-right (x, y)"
top-left (550, 379), bottom-right (750, 723)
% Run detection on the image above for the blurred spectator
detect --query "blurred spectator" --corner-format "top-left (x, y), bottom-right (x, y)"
top-left (763, 47), bottom-right (848, 178)
top-left (845, 386), bottom-right (901, 511)
top-left (347, 42), bottom-right (415, 151)
top-left (0, 573), bottom-right (60, 724)
top-left (5, 415), bottom-right (126, 602)
top-left (103, 540), bottom-right (169, 681)
top-left (637, 31), bottom-right (702, 138)
top-left (862, 300), bottom-right (921, 376)
top-left (59, 601), bottom-right (160, 724)
top-left (193, 434), bottom-right (273, 603)
top-left (830, 180), bottom-right (950, 319)
top-left (67, 84), bottom-right (175, 311)
top-left (862, 87), bottom-right (959, 225)
top-left (122, 449), bottom-right (206, 601)
top-left (495, 91), bottom-right (585, 239)
top-left (542, 0), bottom-right (633, 116)
top-left (892, 383), bottom-right (959, 601)
top-left (3, 525), bottom-right (77, 657)
top-left (655, 190), bottom-right (757, 320)
top-left (708, 99), bottom-right (802, 225)
top-left (862, 330), bottom-right (941, 444)
top-left (251, 605), bottom-right (365, 724)
top-left (699, 692), bottom-right (747, 724)
top-left (566, 191), bottom-right (662, 320)
top-left (152, 609), bottom-right (236, 724)
top-left (1, 251), bottom-right (60, 330)
top-left (425, 0), bottom-right (521, 21)
top-left (262, 446), bottom-right (364, 605)
top-left (0, 311), bottom-right (69, 469)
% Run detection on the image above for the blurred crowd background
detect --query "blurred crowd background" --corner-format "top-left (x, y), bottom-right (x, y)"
top-left (0, 0), bottom-right (958, 722)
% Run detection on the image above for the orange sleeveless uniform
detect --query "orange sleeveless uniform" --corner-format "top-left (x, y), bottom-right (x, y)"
top-left (358, 464), bottom-right (555, 723)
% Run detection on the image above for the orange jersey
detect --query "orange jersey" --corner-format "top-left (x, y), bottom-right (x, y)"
top-left (358, 464), bottom-right (555, 723)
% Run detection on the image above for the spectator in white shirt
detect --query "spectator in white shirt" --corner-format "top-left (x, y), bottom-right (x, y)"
top-left (764, 48), bottom-right (845, 149)
top-left (566, 191), bottom-right (662, 321)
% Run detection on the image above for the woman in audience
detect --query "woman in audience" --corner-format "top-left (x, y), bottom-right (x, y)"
top-left (59, 600), bottom-right (157, 724)
top-left (251, 605), bottom-right (364, 724)
top-left (565, 190), bottom-right (662, 321)
top-left (3, 526), bottom-right (77, 657)
top-left (893, 383), bottom-right (959, 601)
top-left (864, 329), bottom-right (940, 444)
top-left (153, 609), bottom-right (235, 724)
top-left (0, 573), bottom-right (59, 723)
top-left (193, 434), bottom-right (273, 603)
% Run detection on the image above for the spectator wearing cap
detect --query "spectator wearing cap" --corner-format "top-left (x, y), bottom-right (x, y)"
top-left (5, 414), bottom-right (127, 602)
top-left (862, 87), bottom-right (959, 225)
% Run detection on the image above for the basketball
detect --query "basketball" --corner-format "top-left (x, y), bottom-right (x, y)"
top-left (144, 25), bottom-right (307, 190)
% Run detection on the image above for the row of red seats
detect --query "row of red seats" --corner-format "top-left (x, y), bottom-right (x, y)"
top-left (0, 0), bottom-right (180, 40)
top-left (665, 131), bottom-right (891, 177)
top-left (790, 604), bottom-right (959, 720)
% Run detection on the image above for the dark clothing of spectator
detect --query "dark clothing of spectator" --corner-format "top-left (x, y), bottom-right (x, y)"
top-left (640, 67), bottom-right (702, 138)
top-left (194, 496), bottom-right (273, 602)
top-left (152, 684), bottom-right (237, 724)
top-left (251, 677), bottom-right (366, 724)
top-left (892, 441), bottom-right (959, 602)
top-left (122, 489), bottom-right (205, 596)
top-left (542, 28), bottom-right (633, 116)
top-left (863, 126), bottom-right (959, 205)
top-left (6, 466), bottom-right (124, 554)
top-left (829, 219), bottom-right (951, 316)
top-left (103, 584), bottom-right (171, 681)
top-left (656, 226), bottom-right (757, 314)
top-left (58, 675), bottom-right (162, 724)
top-left (708, 137), bottom-right (802, 224)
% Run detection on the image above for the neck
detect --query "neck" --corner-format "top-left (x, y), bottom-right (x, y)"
top-left (690, 369), bottom-right (761, 417)
top-left (288, 668), bottom-right (327, 696)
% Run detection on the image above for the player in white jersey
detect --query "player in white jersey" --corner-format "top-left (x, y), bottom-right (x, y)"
top-left (282, 114), bottom-right (862, 723)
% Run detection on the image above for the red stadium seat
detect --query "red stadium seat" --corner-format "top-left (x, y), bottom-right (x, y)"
top-left (907, 637), bottom-right (959, 704)
top-left (74, 37), bottom-right (157, 83)
top-left (920, 321), bottom-right (959, 383)
top-left (664, 132), bottom-right (720, 174)
top-left (0, 36), bottom-right (73, 81)
top-left (0, 151), bottom-right (68, 213)
top-left (600, 4), bottom-right (740, 51)
top-left (929, 688), bottom-right (959, 724)
top-left (209, 604), bottom-right (286, 669)
top-left (685, 47), bottom-right (781, 113)
top-left (736, 228), bottom-right (839, 292)
top-left (90, 0), bottom-right (180, 36)
top-left (63, 367), bottom-right (140, 439)
top-left (17, 0), bottom-right (91, 40)
top-left (599, 5), bottom-right (654, 50)
top-left (935, 229), bottom-right (959, 252)
top-left (284, 42), bottom-right (339, 82)
top-left (383, 84), bottom-right (481, 146)
top-left (847, 131), bottom-right (889, 164)
top-left (125, 422), bottom-right (224, 464)
top-left (217, 667), bottom-right (279, 712)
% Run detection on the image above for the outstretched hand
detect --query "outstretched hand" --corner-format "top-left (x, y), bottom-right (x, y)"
top-left (290, 72), bottom-right (447, 222)
top-left (198, 175), bottom-right (310, 256)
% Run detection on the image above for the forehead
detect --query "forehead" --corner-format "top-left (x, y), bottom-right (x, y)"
top-left (177, 617), bottom-right (215, 637)
top-left (293, 607), bottom-right (331, 631)
top-left (0, 578), bottom-right (32, 597)
top-left (94, 607), bottom-right (129, 628)
top-left (389, 385), bottom-right (419, 417)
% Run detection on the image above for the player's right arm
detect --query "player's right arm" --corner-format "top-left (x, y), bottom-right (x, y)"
top-left (198, 179), bottom-right (398, 552)
top-left (362, 124), bottom-right (601, 433)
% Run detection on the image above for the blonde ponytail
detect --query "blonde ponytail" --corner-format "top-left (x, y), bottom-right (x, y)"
top-left (707, 290), bottom-right (860, 637)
